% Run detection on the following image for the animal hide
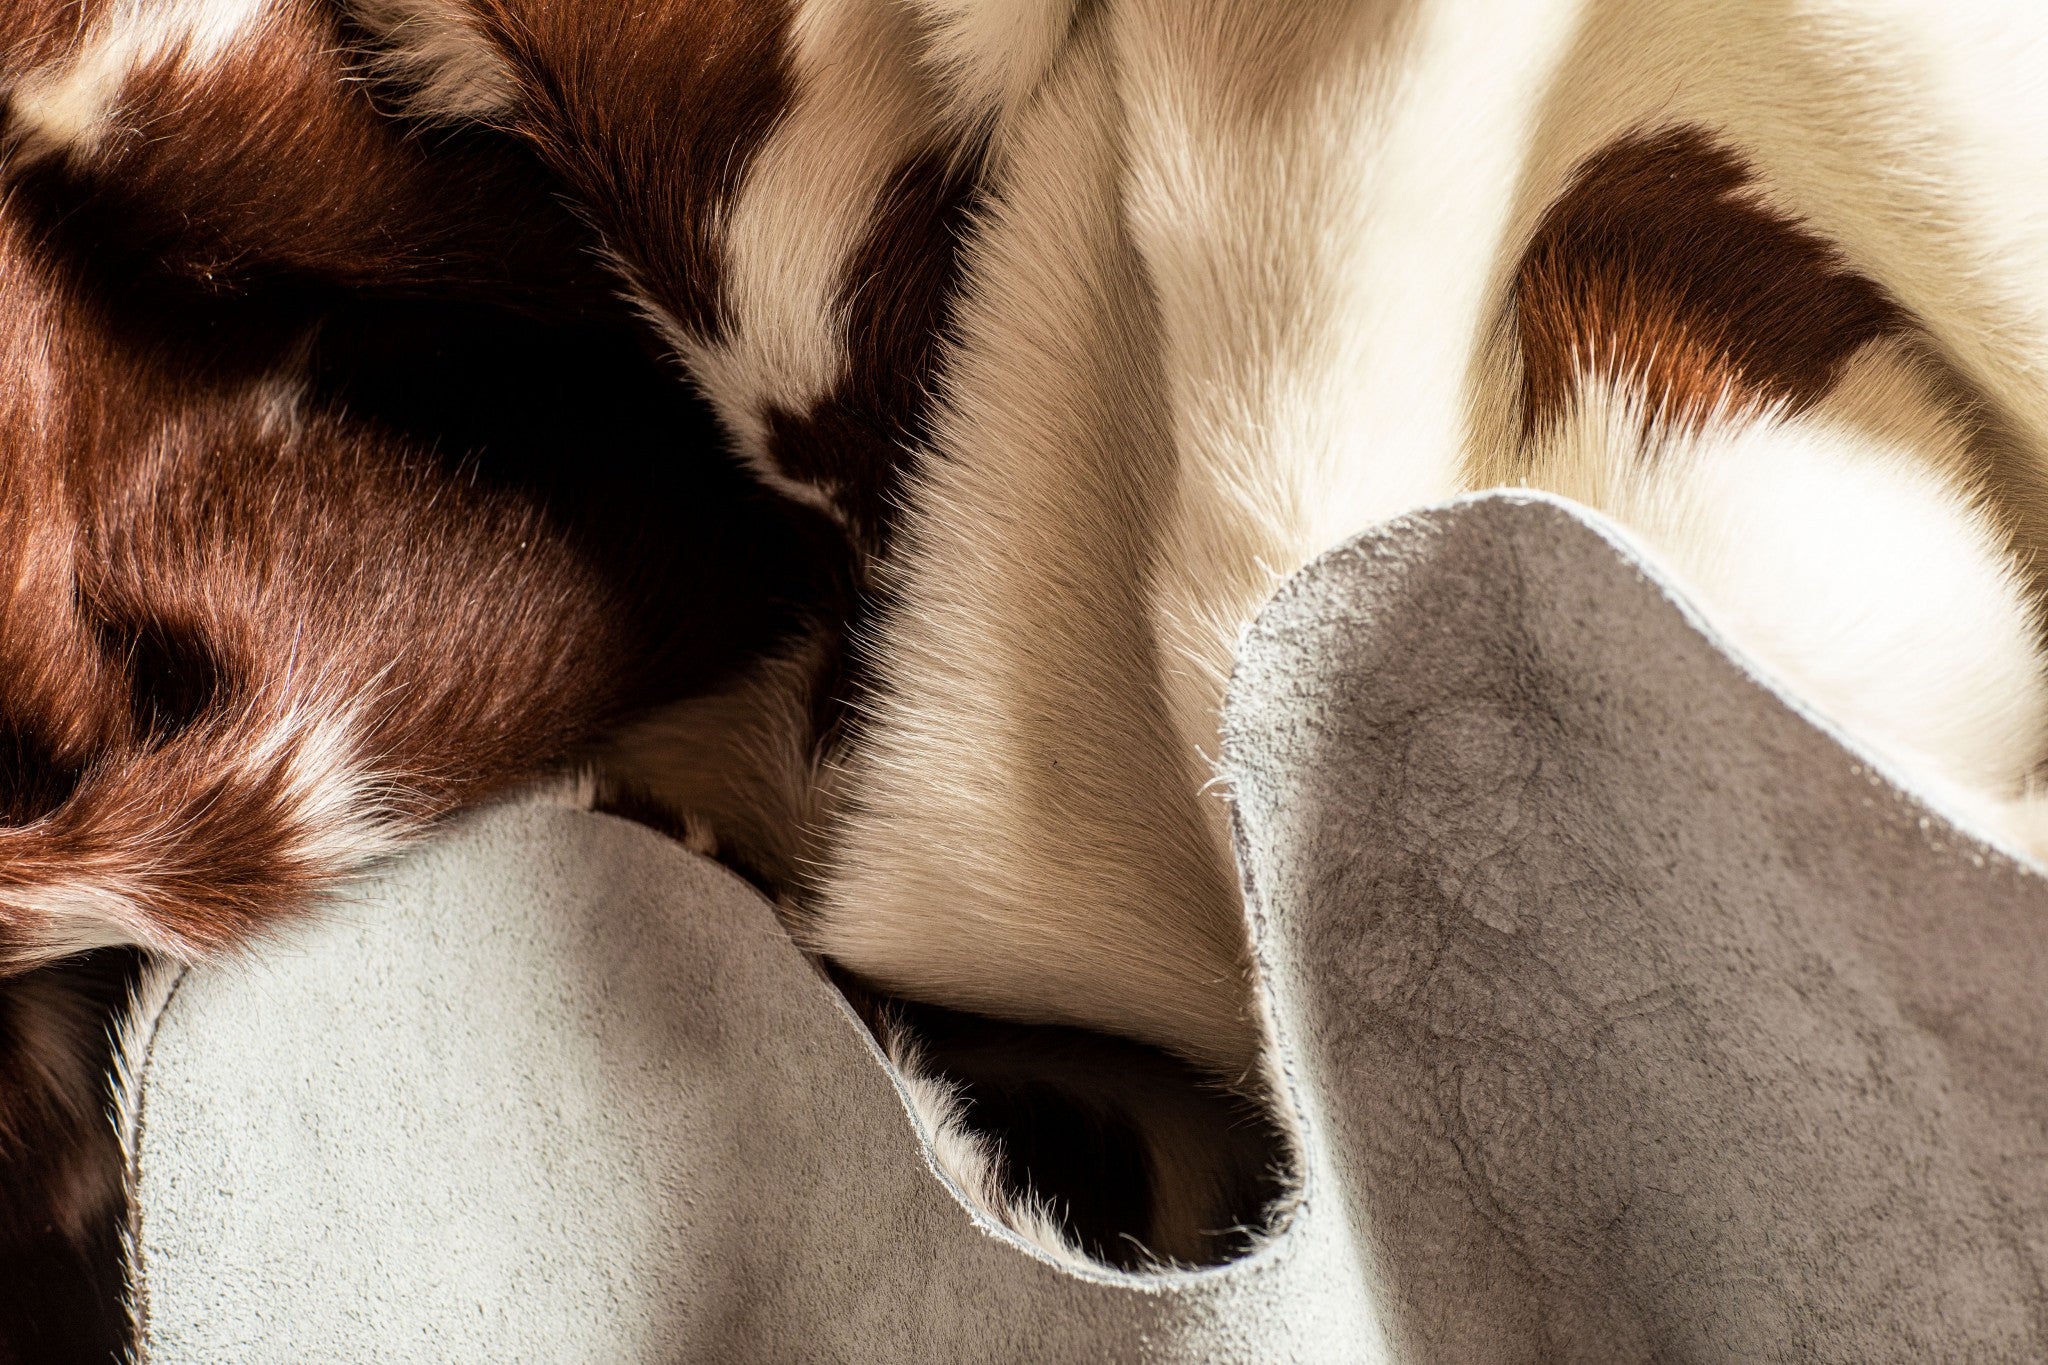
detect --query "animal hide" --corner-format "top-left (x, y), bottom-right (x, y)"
top-left (3, 0), bottom-right (2048, 1320)
top-left (341, 0), bottom-right (2048, 1073)
top-left (0, 0), bottom-right (820, 1332)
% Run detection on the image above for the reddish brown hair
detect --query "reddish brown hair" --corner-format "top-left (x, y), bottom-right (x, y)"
top-left (1515, 125), bottom-right (1903, 435)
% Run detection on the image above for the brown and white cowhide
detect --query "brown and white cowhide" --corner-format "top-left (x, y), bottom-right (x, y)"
top-left (0, 0), bottom-right (813, 1344)
top-left (340, 0), bottom-right (2048, 1070)
top-left (5, 0), bottom-right (2048, 1325)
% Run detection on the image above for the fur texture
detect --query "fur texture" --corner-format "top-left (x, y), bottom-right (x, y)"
top-left (354, 0), bottom-right (977, 549)
top-left (878, 1023), bottom-right (1101, 1271)
top-left (348, 0), bottom-right (518, 121)
top-left (3, 0), bottom-right (606, 303)
top-left (1512, 126), bottom-right (1905, 437)
top-left (112, 957), bottom-right (179, 1353)
top-left (809, 0), bottom-right (2048, 1084)
top-left (816, 12), bottom-right (1261, 1075)
top-left (329, 0), bottom-right (2048, 1257)
top-left (902, 0), bottom-right (1078, 129)
top-left (6, 0), bottom-right (269, 163)
top-left (0, 0), bottom-right (702, 1300)
top-left (0, 208), bottom-right (630, 971)
top-left (6, 0), bottom-right (2048, 1295)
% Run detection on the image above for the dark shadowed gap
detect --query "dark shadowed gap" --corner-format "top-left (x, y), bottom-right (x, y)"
top-left (301, 295), bottom-right (845, 713)
top-left (858, 992), bottom-right (1289, 1271)
top-left (0, 725), bottom-right (85, 830)
top-left (0, 948), bottom-right (142, 1365)
top-left (84, 611), bottom-right (228, 747)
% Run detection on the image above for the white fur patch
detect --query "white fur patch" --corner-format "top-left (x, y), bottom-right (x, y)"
top-left (6, 0), bottom-right (271, 162)
top-left (904, 0), bottom-right (1078, 128)
top-left (349, 0), bottom-right (519, 122)
top-left (1523, 357), bottom-right (2048, 804)
top-left (676, 0), bottom-right (943, 519)
top-left (1117, 0), bottom-right (1581, 824)
top-left (240, 705), bottom-right (405, 876)
top-left (28, 888), bottom-right (174, 965)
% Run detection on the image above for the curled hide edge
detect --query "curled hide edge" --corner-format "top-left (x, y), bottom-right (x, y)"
top-left (120, 494), bottom-right (2048, 1363)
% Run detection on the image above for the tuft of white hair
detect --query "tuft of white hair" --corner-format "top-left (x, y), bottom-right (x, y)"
top-left (876, 1020), bottom-right (1101, 1270)
top-left (111, 957), bottom-right (185, 1355)
top-left (348, 0), bottom-right (520, 122)
top-left (1523, 346), bottom-right (2048, 813)
top-left (6, 0), bottom-right (272, 161)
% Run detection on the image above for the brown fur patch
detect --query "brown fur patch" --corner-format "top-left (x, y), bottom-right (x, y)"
top-left (471, 0), bottom-right (797, 342)
top-left (1515, 125), bottom-right (1904, 435)
top-left (0, 0), bottom-right (114, 79)
top-left (2, 0), bottom-right (603, 308)
top-left (765, 142), bottom-right (982, 547)
top-left (0, 317), bottom-right (630, 964)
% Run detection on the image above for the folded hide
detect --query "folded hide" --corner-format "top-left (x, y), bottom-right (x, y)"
top-left (120, 494), bottom-right (2048, 1362)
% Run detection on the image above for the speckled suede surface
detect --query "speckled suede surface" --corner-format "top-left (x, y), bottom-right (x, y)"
top-left (123, 493), bottom-right (2048, 1361)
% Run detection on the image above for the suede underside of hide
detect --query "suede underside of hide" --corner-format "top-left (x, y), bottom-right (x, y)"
top-left (123, 494), bottom-right (2048, 1362)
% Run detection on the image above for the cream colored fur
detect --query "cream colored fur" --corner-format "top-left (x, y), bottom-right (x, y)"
top-left (348, 0), bottom-right (2048, 1103)
top-left (812, 0), bottom-right (2048, 1080)
top-left (813, 12), bottom-right (1263, 1076)
top-left (903, 0), bottom-right (1076, 129)
top-left (1524, 354), bottom-right (2048, 812)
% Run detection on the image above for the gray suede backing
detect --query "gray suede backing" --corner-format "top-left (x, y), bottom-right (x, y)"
top-left (1229, 492), bottom-right (2048, 1361)
top-left (122, 805), bottom-right (1366, 1363)
top-left (126, 493), bottom-right (2048, 1361)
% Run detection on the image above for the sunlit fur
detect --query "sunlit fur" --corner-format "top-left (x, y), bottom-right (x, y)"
top-left (1523, 357), bottom-right (2048, 822)
top-left (340, 0), bottom-right (2048, 1234)
top-left (811, 0), bottom-right (2048, 1082)
top-left (12, 0), bottom-right (2048, 1280)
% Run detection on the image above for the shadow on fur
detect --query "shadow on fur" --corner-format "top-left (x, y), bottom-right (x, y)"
top-left (841, 975), bottom-right (1290, 1271)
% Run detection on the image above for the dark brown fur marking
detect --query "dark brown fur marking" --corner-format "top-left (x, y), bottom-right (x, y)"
top-left (2, 0), bottom-right (605, 308)
top-left (766, 141), bottom-right (983, 547)
top-left (1515, 125), bottom-right (1904, 436)
top-left (473, 0), bottom-right (798, 343)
